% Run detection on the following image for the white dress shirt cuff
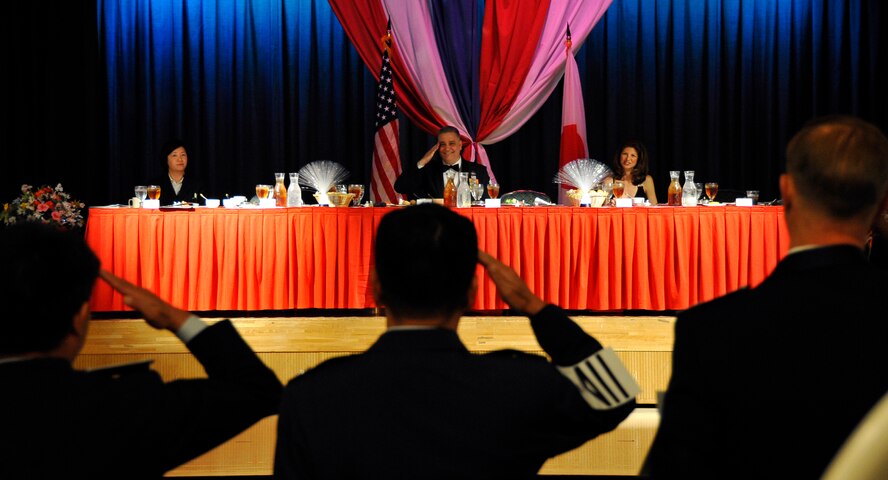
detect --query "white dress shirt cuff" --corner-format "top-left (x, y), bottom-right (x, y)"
top-left (176, 315), bottom-right (209, 343)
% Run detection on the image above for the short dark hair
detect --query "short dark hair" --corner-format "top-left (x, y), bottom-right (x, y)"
top-left (159, 137), bottom-right (187, 169)
top-left (438, 126), bottom-right (460, 137)
top-left (0, 222), bottom-right (100, 354)
top-left (374, 204), bottom-right (478, 318)
top-left (612, 140), bottom-right (650, 186)
top-left (786, 115), bottom-right (888, 219)
top-left (437, 126), bottom-right (465, 158)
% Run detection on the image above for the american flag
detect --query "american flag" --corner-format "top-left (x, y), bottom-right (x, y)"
top-left (370, 27), bottom-right (401, 204)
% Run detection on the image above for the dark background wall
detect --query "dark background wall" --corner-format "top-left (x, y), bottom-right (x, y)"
top-left (2, 1), bottom-right (886, 210)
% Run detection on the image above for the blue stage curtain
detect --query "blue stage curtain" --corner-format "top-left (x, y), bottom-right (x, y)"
top-left (2, 1), bottom-right (884, 206)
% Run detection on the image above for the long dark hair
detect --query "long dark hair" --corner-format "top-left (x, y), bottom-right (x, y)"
top-left (612, 140), bottom-right (650, 186)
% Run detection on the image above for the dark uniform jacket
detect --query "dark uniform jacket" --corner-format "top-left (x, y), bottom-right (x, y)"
top-left (275, 305), bottom-right (636, 479)
top-left (0, 320), bottom-right (282, 479)
top-left (644, 245), bottom-right (888, 478)
top-left (150, 174), bottom-right (204, 205)
top-left (394, 157), bottom-right (490, 200)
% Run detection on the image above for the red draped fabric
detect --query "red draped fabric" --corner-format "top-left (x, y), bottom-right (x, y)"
top-left (328, 0), bottom-right (444, 134)
top-left (86, 206), bottom-right (789, 313)
top-left (476, 0), bottom-right (550, 140)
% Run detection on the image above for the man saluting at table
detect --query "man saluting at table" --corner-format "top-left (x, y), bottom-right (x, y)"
top-left (394, 125), bottom-right (491, 200)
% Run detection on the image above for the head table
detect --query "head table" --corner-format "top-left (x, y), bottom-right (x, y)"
top-left (85, 205), bottom-right (789, 313)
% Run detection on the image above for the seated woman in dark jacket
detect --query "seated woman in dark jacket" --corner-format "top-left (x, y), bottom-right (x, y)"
top-left (150, 138), bottom-right (203, 205)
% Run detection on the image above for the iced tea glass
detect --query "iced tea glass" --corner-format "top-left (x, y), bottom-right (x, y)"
top-left (487, 181), bottom-right (500, 199)
top-left (348, 184), bottom-right (365, 206)
top-left (705, 182), bottom-right (718, 203)
top-left (612, 180), bottom-right (625, 198)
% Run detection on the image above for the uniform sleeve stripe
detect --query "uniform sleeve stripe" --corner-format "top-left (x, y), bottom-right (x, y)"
top-left (557, 347), bottom-right (640, 410)
top-left (593, 354), bottom-right (631, 399)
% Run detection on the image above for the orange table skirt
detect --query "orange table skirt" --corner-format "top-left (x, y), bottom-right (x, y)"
top-left (85, 205), bottom-right (789, 312)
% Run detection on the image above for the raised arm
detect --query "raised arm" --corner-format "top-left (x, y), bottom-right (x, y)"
top-left (478, 250), bottom-right (639, 410)
top-left (477, 250), bottom-right (545, 315)
top-left (100, 270), bottom-right (191, 332)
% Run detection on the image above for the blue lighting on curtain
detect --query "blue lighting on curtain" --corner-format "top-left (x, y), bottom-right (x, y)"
top-left (97, 0), bottom-right (885, 203)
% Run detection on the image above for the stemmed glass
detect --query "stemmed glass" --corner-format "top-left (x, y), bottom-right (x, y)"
top-left (487, 181), bottom-right (500, 199)
top-left (256, 184), bottom-right (271, 200)
top-left (348, 184), bottom-right (365, 206)
top-left (705, 182), bottom-right (719, 203)
top-left (612, 180), bottom-right (625, 199)
top-left (471, 181), bottom-right (485, 205)
top-left (135, 185), bottom-right (148, 202)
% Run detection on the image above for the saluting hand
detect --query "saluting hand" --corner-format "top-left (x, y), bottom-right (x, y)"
top-left (478, 250), bottom-right (546, 316)
top-left (99, 270), bottom-right (192, 332)
top-left (418, 144), bottom-right (438, 167)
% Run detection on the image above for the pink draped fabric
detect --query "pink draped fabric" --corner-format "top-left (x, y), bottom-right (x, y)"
top-left (328, 0), bottom-right (444, 134)
top-left (559, 36), bottom-right (589, 205)
top-left (481, 0), bottom-right (612, 144)
top-left (331, 0), bottom-right (613, 184)
top-left (382, 0), bottom-right (469, 134)
top-left (475, 0), bottom-right (550, 140)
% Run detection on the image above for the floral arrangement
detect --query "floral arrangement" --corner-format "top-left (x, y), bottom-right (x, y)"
top-left (1, 184), bottom-right (86, 229)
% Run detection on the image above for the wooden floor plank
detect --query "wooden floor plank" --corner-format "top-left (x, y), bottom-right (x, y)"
top-left (77, 315), bottom-right (674, 477)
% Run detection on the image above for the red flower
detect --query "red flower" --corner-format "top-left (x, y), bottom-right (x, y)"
top-left (3, 183), bottom-right (84, 229)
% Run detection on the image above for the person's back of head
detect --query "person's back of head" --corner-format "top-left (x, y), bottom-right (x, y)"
top-left (373, 204), bottom-right (477, 319)
top-left (0, 222), bottom-right (99, 355)
top-left (786, 115), bottom-right (888, 221)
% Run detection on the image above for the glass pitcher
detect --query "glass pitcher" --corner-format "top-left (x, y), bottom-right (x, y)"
top-left (681, 170), bottom-right (698, 206)
top-left (287, 173), bottom-right (303, 207)
top-left (667, 171), bottom-right (682, 206)
top-left (274, 172), bottom-right (287, 207)
top-left (457, 172), bottom-right (472, 208)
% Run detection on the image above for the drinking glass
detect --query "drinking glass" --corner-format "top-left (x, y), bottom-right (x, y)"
top-left (612, 180), bottom-right (625, 198)
top-left (256, 184), bottom-right (271, 199)
top-left (487, 181), bottom-right (500, 199)
top-left (348, 184), bottom-right (365, 206)
top-left (705, 182), bottom-right (719, 203)
top-left (695, 182), bottom-right (704, 203)
top-left (147, 185), bottom-right (161, 200)
top-left (135, 185), bottom-right (148, 202)
top-left (746, 190), bottom-right (759, 204)
top-left (471, 182), bottom-right (485, 205)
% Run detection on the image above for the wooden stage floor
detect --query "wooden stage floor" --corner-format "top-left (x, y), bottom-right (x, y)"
top-left (78, 314), bottom-right (675, 477)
